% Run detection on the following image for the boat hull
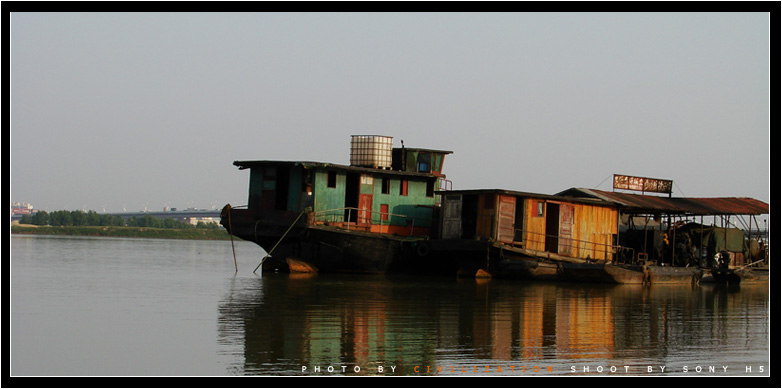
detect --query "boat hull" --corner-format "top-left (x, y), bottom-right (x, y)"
top-left (249, 225), bottom-right (431, 274)
top-left (736, 268), bottom-right (769, 284)
top-left (492, 246), bottom-right (559, 280)
top-left (645, 266), bottom-right (703, 284)
top-left (420, 240), bottom-right (551, 279)
top-left (555, 262), bottom-right (640, 284)
top-left (421, 240), bottom-right (704, 284)
top-left (557, 262), bottom-right (702, 284)
top-left (222, 207), bottom-right (448, 274)
top-left (702, 267), bottom-right (768, 285)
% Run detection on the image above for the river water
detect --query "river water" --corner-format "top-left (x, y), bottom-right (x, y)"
top-left (10, 235), bottom-right (771, 377)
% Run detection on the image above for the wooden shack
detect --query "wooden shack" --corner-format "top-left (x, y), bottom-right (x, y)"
top-left (440, 189), bottom-right (618, 261)
top-left (557, 187), bottom-right (770, 267)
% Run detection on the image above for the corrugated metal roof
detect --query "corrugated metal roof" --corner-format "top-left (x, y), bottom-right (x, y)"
top-left (232, 160), bottom-right (437, 178)
top-left (395, 147), bottom-right (454, 155)
top-left (559, 188), bottom-right (769, 215)
top-left (438, 188), bottom-right (616, 207)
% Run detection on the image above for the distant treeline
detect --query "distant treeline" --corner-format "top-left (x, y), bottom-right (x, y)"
top-left (18, 210), bottom-right (220, 230)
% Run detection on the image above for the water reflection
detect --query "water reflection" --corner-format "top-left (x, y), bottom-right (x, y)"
top-left (217, 274), bottom-right (769, 376)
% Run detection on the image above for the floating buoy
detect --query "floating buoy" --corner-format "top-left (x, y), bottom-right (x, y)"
top-left (475, 268), bottom-right (492, 278)
top-left (287, 257), bottom-right (318, 273)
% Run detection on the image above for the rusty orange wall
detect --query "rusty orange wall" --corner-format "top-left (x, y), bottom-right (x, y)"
top-left (571, 203), bottom-right (617, 260)
top-left (523, 199), bottom-right (547, 251)
top-left (522, 199), bottom-right (617, 260)
top-left (475, 194), bottom-right (497, 239)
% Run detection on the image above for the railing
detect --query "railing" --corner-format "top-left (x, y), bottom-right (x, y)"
top-left (512, 229), bottom-right (635, 264)
top-left (226, 205), bottom-right (434, 236)
top-left (438, 178), bottom-right (452, 192)
top-left (435, 178), bottom-right (453, 206)
top-left (311, 207), bottom-right (436, 237)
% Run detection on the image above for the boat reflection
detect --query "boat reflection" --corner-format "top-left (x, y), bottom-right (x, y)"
top-left (217, 274), bottom-right (768, 375)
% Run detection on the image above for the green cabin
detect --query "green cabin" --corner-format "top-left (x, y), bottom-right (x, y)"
top-left (233, 136), bottom-right (452, 236)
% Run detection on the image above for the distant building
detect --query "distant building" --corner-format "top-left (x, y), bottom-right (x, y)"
top-left (184, 216), bottom-right (221, 226)
top-left (11, 202), bottom-right (35, 221)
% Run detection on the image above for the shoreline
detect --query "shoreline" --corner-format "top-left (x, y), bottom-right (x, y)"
top-left (10, 224), bottom-right (235, 241)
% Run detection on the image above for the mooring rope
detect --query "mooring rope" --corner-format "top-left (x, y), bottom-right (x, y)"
top-left (222, 204), bottom-right (238, 273)
top-left (229, 208), bottom-right (237, 272)
top-left (253, 207), bottom-right (311, 273)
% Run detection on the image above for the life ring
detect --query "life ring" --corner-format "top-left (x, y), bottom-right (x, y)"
top-left (417, 242), bottom-right (430, 257)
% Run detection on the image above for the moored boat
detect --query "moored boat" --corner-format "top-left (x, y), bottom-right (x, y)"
top-left (426, 178), bottom-right (767, 284)
top-left (221, 136), bottom-right (454, 274)
top-left (702, 265), bottom-right (769, 285)
top-left (220, 142), bottom-right (769, 285)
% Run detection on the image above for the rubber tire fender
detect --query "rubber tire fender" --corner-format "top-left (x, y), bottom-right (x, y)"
top-left (417, 242), bottom-right (430, 257)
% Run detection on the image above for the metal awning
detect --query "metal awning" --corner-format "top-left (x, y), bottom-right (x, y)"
top-left (558, 188), bottom-right (769, 216)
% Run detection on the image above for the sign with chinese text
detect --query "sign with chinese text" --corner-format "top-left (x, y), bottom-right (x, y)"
top-left (613, 174), bottom-right (672, 194)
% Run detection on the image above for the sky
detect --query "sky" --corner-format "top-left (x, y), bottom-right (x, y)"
top-left (10, 12), bottom-right (770, 214)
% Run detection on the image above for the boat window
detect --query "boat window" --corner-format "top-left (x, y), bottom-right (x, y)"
top-left (382, 178), bottom-right (390, 194)
top-left (400, 180), bottom-right (408, 196)
top-left (426, 180), bottom-right (434, 197)
top-left (302, 170), bottom-right (313, 194)
top-left (433, 154), bottom-right (443, 173)
top-left (417, 152), bottom-right (432, 173)
top-left (327, 171), bottom-right (337, 188)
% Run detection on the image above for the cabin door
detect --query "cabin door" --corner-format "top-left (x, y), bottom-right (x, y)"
top-left (345, 173), bottom-right (360, 223)
top-left (358, 194), bottom-right (372, 226)
top-left (260, 167), bottom-right (277, 210)
top-left (497, 195), bottom-right (516, 244)
top-left (545, 203), bottom-right (560, 253)
top-left (558, 204), bottom-right (574, 255)
top-left (357, 174), bottom-right (374, 227)
top-left (442, 194), bottom-right (462, 239)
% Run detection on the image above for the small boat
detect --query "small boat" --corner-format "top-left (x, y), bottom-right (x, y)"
top-left (703, 265), bottom-right (769, 285)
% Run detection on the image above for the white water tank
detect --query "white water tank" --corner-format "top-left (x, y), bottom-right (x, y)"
top-left (350, 135), bottom-right (393, 169)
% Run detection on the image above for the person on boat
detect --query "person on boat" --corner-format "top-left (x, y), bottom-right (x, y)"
top-left (674, 232), bottom-right (697, 267)
top-left (715, 250), bottom-right (731, 269)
